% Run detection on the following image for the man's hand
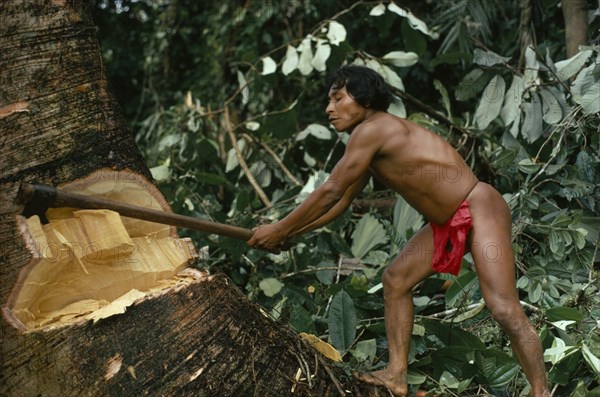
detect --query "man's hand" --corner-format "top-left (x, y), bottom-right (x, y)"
top-left (247, 223), bottom-right (291, 254)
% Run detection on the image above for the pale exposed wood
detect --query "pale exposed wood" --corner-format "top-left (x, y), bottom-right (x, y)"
top-left (47, 169), bottom-right (175, 239)
top-left (74, 210), bottom-right (135, 261)
top-left (8, 203), bottom-right (196, 332)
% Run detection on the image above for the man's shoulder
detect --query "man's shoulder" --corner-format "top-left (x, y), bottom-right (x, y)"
top-left (357, 112), bottom-right (410, 134)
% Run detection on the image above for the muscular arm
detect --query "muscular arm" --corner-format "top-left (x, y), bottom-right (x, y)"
top-left (290, 172), bottom-right (370, 237)
top-left (248, 124), bottom-right (381, 252)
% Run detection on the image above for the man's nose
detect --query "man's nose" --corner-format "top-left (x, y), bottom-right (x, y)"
top-left (325, 102), bottom-right (334, 114)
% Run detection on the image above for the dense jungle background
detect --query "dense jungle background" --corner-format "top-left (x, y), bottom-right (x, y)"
top-left (91, 1), bottom-right (599, 395)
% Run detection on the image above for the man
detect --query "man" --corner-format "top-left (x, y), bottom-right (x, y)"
top-left (247, 65), bottom-right (550, 396)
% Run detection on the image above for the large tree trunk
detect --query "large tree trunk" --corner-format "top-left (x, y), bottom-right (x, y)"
top-left (0, 2), bottom-right (374, 395)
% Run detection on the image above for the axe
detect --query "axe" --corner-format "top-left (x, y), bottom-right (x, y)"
top-left (17, 183), bottom-right (254, 241)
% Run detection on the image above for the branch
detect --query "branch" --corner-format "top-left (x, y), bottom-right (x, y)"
top-left (315, 354), bottom-right (346, 396)
top-left (427, 303), bottom-right (483, 319)
top-left (590, 233), bottom-right (599, 284)
top-left (426, 300), bottom-right (540, 319)
top-left (224, 107), bottom-right (272, 208)
top-left (394, 88), bottom-right (472, 137)
top-left (309, 0), bottom-right (365, 37)
top-left (241, 133), bottom-right (302, 187)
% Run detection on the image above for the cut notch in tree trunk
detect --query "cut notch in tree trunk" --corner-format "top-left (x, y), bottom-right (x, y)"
top-left (4, 170), bottom-right (198, 332)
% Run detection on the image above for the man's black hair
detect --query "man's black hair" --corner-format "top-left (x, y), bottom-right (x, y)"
top-left (326, 64), bottom-right (393, 111)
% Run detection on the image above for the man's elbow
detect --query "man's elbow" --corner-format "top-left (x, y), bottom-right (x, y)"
top-left (320, 182), bottom-right (344, 203)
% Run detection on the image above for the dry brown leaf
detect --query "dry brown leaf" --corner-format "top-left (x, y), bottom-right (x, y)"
top-left (299, 332), bottom-right (342, 362)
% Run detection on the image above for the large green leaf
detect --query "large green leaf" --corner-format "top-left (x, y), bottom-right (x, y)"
top-left (540, 87), bottom-right (563, 124)
top-left (582, 343), bottom-right (600, 377)
top-left (455, 69), bottom-right (494, 101)
top-left (544, 337), bottom-right (579, 365)
top-left (326, 21), bottom-right (346, 45)
top-left (488, 363), bottom-right (519, 389)
top-left (260, 56), bottom-right (277, 75)
top-left (523, 46), bottom-right (539, 87)
top-left (575, 216), bottom-right (600, 244)
top-left (451, 302), bottom-right (485, 323)
top-left (422, 318), bottom-right (485, 349)
top-left (500, 75), bottom-right (524, 127)
top-left (554, 49), bottom-right (593, 81)
top-left (475, 349), bottom-right (519, 389)
top-left (387, 2), bottom-right (439, 39)
top-left (388, 97), bottom-right (406, 118)
top-left (362, 58), bottom-right (405, 91)
top-left (445, 270), bottom-right (478, 308)
top-left (311, 39), bottom-right (331, 72)
top-left (316, 260), bottom-right (336, 285)
top-left (430, 346), bottom-right (477, 380)
top-left (150, 164), bottom-right (170, 182)
top-left (434, 79), bottom-right (452, 118)
top-left (296, 123), bottom-right (332, 141)
top-left (382, 50), bottom-right (419, 67)
top-left (297, 37), bottom-right (314, 76)
top-left (351, 214), bottom-right (389, 258)
top-left (474, 75), bottom-right (505, 129)
top-left (578, 81), bottom-right (600, 114)
top-left (259, 277), bottom-right (284, 297)
top-left (548, 350), bottom-right (581, 385)
top-left (473, 48), bottom-right (510, 66)
top-left (545, 306), bottom-right (584, 322)
top-left (350, 338), bottom-right (377, 364)
top-left (296, 171), bottom-right (329, 203)
top-left (328, 290), bottom-right (357, 353)
top-left (439, 370), bottom-right (460, 388)
top-left (281, 44), bottom-right (298, 75)
top-left (571, 63), bottom-right (597, 105)
top-left (521, 92), bottom-right (544, 143)
top-left (390, 195), bottom-right (423, 255)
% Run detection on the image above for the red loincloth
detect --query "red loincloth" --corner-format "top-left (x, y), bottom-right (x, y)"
top-left (430, 200), bottom-right (472, 276)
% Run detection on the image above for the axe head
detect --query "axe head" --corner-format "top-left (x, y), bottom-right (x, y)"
top-left (17, 183), bottom-right (57, 223)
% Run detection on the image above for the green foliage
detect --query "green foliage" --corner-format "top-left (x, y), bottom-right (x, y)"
top-left (95, 0), bottom-right (600, 394)
top-left (328, 290), bottom-right (357, 354)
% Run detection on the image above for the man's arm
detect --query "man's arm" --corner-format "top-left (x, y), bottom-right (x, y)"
top-left (290, 172), bottom-right (370, 237)
top-left (248, 123), bottom-right (381, 252)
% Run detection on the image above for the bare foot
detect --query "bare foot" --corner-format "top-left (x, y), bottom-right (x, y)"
top-left (354, 368), bottom-right (408, 397)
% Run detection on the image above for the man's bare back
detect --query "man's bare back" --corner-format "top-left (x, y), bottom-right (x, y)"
top-left (358, 113), bottom-right (478, 225)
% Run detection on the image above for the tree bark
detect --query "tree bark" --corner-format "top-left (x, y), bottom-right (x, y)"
top-left (562, 0), bottom-right (589, 57)
top-left (518, 0), bottom-right (534, 70)
top-left (0, 2), bottom-right (377, 396)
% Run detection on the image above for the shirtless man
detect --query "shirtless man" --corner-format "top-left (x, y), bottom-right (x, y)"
top-left (247, 65), bottom-right (550, 396)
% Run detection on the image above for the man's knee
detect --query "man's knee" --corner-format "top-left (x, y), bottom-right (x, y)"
top-left (487, 300), bottom-right (526, 329)
top-left (382, 266), bottom-right (412, 295)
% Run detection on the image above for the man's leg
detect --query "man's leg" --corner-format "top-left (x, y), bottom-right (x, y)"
top-left (355, 225), bottom-right (435, 397)
top-left (468, 183), bottom-right (550, 396)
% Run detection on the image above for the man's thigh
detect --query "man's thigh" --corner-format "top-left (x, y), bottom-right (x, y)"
top-left (385, 225), bottom-right (436, 289)
top-left (468, 185), bottom-right (519, 303)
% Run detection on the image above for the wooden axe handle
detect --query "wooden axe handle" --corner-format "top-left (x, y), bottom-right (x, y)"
top-left (18, 183), bottom-right (254, 241)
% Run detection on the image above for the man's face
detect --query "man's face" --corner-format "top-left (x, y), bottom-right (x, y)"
top-left (326, 86), bottom-right (369, 133)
